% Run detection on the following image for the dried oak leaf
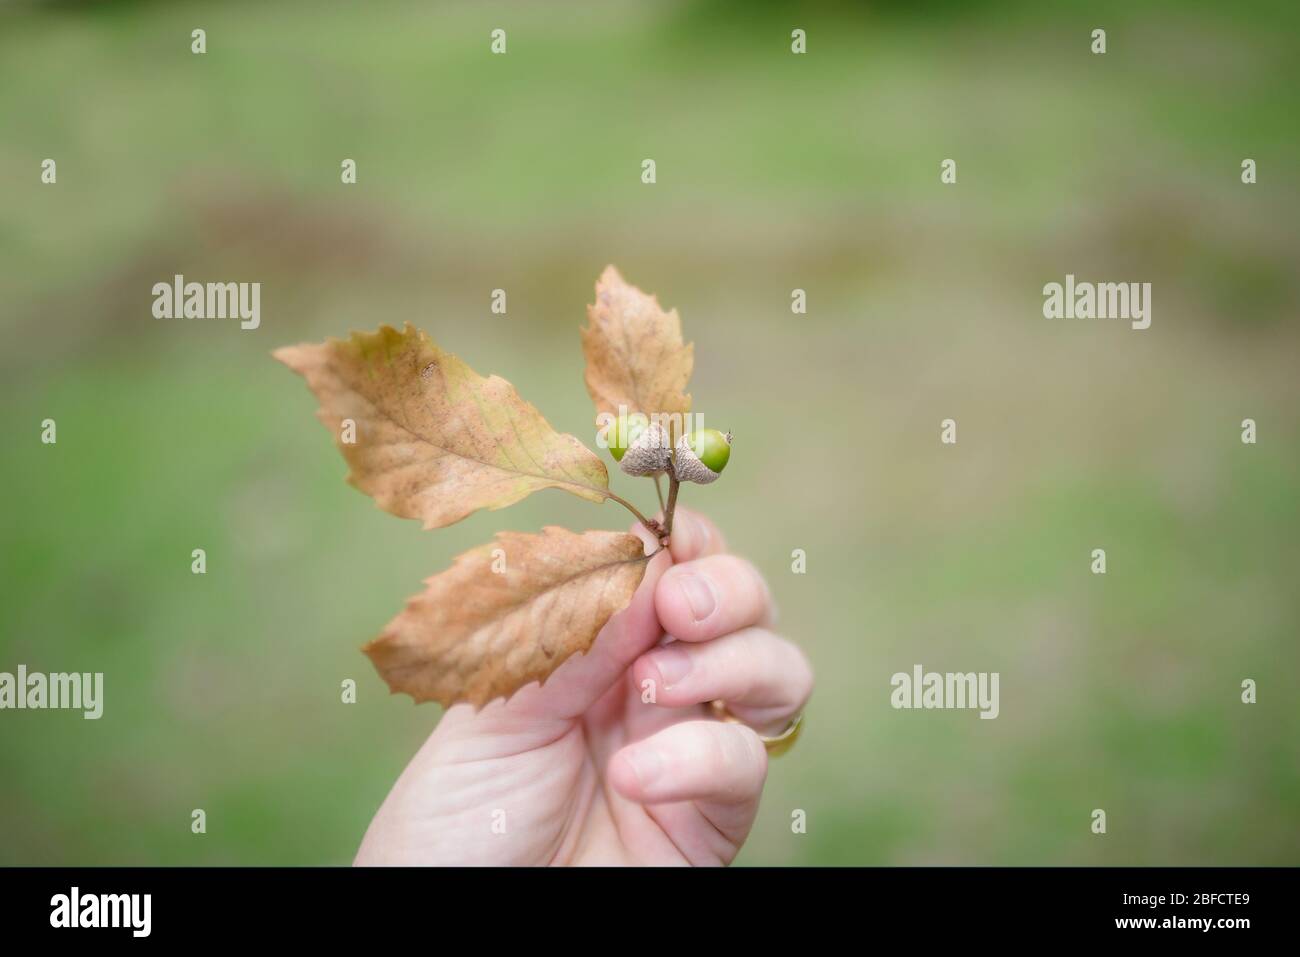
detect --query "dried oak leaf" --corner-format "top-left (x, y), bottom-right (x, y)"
top-left (365, 527), bottom-right (651, 707)
top-left (274, 323), bottom-right (612, 529)
top-left (582, 266), bottom-right (694, 424)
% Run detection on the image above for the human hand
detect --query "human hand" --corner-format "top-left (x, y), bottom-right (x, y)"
top-left (354, 507), bottom-right (813, 866)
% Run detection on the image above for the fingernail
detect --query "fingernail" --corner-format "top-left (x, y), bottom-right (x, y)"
top-left (624, 747), bottom-right (663, 787)
top-left (676, 573), bottom-right (716, 622)
top-left (651, 645), bottom-right (692, 687)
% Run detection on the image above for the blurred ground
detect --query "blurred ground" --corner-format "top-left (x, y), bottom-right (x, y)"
top-left (1, 0), bottom-right (1298, 865)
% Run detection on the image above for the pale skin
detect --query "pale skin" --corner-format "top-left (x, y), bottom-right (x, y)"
top-left (355, 507), bottom-right (814, 866)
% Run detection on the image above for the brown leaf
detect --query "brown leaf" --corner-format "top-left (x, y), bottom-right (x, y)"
top-left (365, 527), bottom-right (651, 707)
top-left (581, 266), bottom-right (694, 426)
top-left (274, 323), bottom-right (612, 529)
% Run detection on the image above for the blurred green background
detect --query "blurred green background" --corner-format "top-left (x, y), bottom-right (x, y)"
top-left (2, 0), bottom-right (1298, 865)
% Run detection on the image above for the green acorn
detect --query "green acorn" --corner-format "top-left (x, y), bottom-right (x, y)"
top-left (605, 413), bottom-right (671, 476)
top-left (604, 412), bottom-right (647, 463)
top-left (673, 429), bottom-right (731, 484)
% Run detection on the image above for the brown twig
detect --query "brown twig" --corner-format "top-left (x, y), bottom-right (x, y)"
top-left (662, 461), bottom-right (681, 540)
top-left (604, 489), bottom-right (657, 534)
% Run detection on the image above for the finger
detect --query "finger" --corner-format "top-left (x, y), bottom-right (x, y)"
top-left (504, 522), bottom-right (669, 722)
top-left (608, 719), bottom-right (767, 807)
top-left (632, 628), bottom-right (813, 735)
top-left (654, 554), bottom-right (772, 643)
top-left (664, 507), bottom-right (727, 563)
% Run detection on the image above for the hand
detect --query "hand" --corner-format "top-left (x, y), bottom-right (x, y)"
top-left (354, 507), bottom-right (813, 865)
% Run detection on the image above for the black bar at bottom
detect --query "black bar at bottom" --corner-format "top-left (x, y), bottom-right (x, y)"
top-left (0, 866), bottom-right (1290, 942)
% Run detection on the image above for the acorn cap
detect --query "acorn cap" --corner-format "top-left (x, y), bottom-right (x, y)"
top-left (619, 422), bottom-right (672, 476)
top-left (672, 430), bottom-right (731, 484)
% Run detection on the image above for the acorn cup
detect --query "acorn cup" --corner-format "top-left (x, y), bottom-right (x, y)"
top-left (620, 422), bottom-right (672, 476)
top-left (605, 412), bottom-right (672, 476)
top-left (673, 429), bottom-right (732, 484)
